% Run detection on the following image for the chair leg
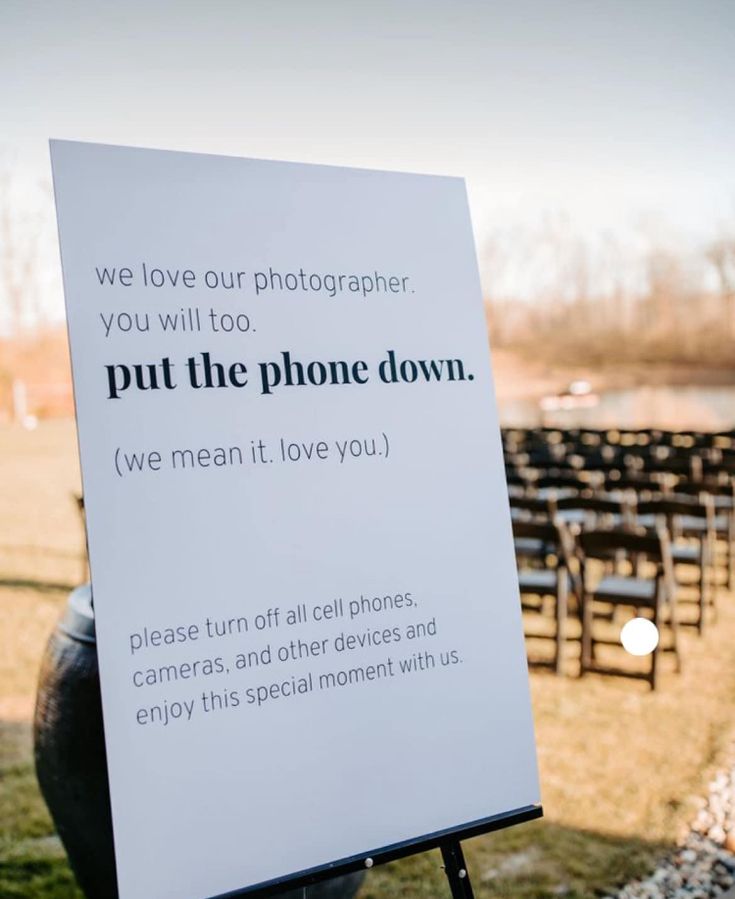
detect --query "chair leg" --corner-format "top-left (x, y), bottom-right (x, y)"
top-left (580, 592), bottom-right (593, 677)
top-left (555, 574), bottom-right (568, 675)
top-left (728, 526), bottom-right (735, 592)
top-left (669, 596), bottom-right (681, 674)
top-left (706, 536), bottom-right (716, 623)
top-left (650, 602), bottom-right (660, 691)
top-left (697, 540), bottom-right (706, 636)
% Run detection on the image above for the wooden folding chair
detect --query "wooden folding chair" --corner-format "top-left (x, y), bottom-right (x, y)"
top-left (636, 496), bottom-right (716, 634)
top-left (577, 528), bottom-right (680, 690)
top-left (556, 493), bottom-right (637, 532)
top-left (510, 499), bottom-right (554, 565)
top-left (674, 480), bottom-right (735, 592)
top-left (513, 519), bottom-right (578, 674)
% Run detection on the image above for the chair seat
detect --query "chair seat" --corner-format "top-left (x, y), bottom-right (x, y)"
top-left (593, 575), bottom-right (657, 606)
top-left (557, 510), bottom-right (626, 527)
top-left (670, 543), bottom-right (701, 564)
top-left (518, 568), bottom-right (567, 595)
top-left (514, 537), bottom-right (549, 560)
top-left (680, 515), bottom-right (728, 534)
top-left (556, 509), bottom-right (587, 526)
top-left (536, 486), bottom-right (578, 500)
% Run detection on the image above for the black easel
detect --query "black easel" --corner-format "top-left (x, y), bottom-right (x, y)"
top-left (441, 841), bottom-right (475, 899)
top-left (213, 805), bottom-right (541, 898)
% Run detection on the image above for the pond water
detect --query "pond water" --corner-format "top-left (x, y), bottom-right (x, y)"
top-left (499, 385), bottom-right (735, 432)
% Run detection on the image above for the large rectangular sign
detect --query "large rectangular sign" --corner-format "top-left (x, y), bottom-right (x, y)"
top-left (51, 140), bottom-right (540, 899)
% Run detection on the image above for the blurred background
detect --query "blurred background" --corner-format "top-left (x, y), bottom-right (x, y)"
top-left (2, 1), bottom-right (735, 430)
top-left (2, 2), bottom-right (735, 898)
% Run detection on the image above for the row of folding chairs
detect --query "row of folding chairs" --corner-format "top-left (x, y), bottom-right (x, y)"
top-left (509, 477), bottom-right (735, 590)
top-left (507, 451), bottom-right (733, 480)
top-left (503, 426), bottom-right (735, 453)
top-left (510, 492), bottom-right (729, 690)
top-left (503, 427), bottom-right (735, 491)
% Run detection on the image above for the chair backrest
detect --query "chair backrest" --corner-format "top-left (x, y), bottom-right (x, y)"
top-left (577, 527), bottom-right (665, 560)
top-left (510, 495), bottom-right (557, 519)
top-left (604, 476), bottom-right (673, 499)
top-left (513, 518), bottom-right (579, 583)
top-left (556, 493), bottom-right (635, 514)
top-left (673, 478), bottom-right (734, 499)
top-left (535, 472), bottom-right (600, 492)
top-left (505, 471), bottom-right (531, 490)
top-left (636, 496), bottom-right (713, 520)
top-left (556, 492), bottom-right (637, 529)
top-left (637, 495), bottom-right (716, 540)
top-left (576, 526), bottom-right (675, 596)
top-left (512, 519), bottom-right (558, 543)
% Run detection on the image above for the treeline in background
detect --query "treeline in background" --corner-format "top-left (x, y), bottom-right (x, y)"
top-left (484, 213), bottom-right (735, 369)
top-left (2, 174), bottom-right (735, 423)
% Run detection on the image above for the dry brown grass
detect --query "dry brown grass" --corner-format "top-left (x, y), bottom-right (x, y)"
top-left (0, 330), bottom-right (75, 423)
top-left (3, 420), bottom-right (735, 897)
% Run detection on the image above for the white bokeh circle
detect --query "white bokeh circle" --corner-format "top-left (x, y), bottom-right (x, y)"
top-left (620, 617), bottom-right (660, 656)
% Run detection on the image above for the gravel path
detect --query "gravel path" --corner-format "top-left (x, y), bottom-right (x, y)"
top-left (609, 766), bottom-right (735, 898)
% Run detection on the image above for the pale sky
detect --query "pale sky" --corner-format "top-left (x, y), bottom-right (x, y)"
top-left (2, 0), bottom-right (734, 317)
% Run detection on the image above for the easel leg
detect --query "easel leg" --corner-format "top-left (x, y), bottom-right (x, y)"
top-left (441, 841), bottom-right (475, 899)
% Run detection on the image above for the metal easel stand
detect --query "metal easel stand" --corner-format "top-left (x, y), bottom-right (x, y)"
top-left (441, 841), bottom-right (475, 899)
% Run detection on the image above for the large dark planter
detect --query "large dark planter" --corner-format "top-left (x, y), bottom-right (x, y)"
top-left (34, 585), bottom-right (364, 899)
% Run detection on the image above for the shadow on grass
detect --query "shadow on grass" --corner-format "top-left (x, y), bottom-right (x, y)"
top-left (0, 857), bottom-right (83, 899)
top-left (0, 720), bottom-right (85, 899)
top-left (0, 712), bottom-right (669, 899)
top-left (0, 704), bottom-right (668, 899)
top-left (0, 817), bottom-right (666, 899)
top-left (347, 819), bottom-right (668, 899)
top-left (0, 578), bottom-right (76, 595)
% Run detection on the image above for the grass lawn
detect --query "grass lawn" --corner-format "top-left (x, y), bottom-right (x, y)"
top-left (2, 420), bottom-right (735, 898)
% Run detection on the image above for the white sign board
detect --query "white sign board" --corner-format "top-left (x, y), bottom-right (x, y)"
top-left (51, 140), bottom-right (540, 899)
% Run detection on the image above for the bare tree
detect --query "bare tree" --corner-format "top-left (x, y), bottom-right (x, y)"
top-left (0, 172), bottom-right (47, 336)
top-left (707, 236), bottom-right (735, 338)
